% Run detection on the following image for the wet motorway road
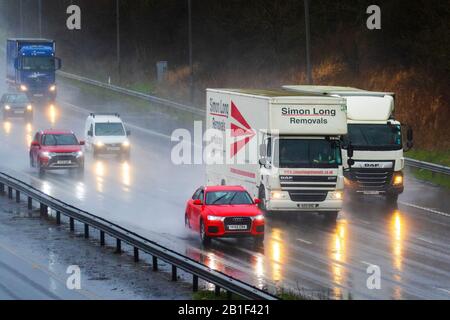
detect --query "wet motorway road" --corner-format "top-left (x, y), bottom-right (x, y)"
top-left (0, 78), bottom-right (449, 300)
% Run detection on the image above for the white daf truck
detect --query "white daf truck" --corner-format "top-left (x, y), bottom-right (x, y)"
top-left (205, 89), bottom-right (352, 220)
top-left (283, 86), bottom-right (413, 203)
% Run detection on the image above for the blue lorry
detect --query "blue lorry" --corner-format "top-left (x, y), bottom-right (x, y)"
top-left (6, 38), bottom-right (61, 103)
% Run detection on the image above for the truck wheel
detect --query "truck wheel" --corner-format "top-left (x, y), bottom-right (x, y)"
top-left (386, 193), bottom-right (398, 203)
top-left (200, 220), bottom-right (211, 246)
top-left (324, 211), bottom-right (338, 223)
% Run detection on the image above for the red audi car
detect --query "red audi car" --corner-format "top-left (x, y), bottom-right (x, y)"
top-left (29, 130), bottom-right (85, 175)
top-left (185, 185), bottom-right (265, 246)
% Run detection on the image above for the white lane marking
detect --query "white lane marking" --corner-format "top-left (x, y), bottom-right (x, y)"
top-left (296, 238), bottom-right (312, 245)
top-left (415, 236), bottom-right (434, 244)
top-left (398, 201), bottom-right (450, 218)
top-left (360, 261), bottom-right (373, 266)
top-left (59, 100), bottom-right (172, 140)
top-left (436, 288), bottom-right (450, 295)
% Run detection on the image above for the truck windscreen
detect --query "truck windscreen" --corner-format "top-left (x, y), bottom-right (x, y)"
top-left (273, 139), bottom-right (342, 168)
top-left (22, 57), bottom-right (54, 71)
top-left (343, 124), bottom-right (402, 150)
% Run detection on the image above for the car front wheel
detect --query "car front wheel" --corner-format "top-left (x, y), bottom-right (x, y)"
top-left (200, 220), bottom-right (211, 246)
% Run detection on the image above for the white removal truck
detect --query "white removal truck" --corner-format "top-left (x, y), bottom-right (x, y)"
top-left (282, 86), bottom-right (414, 203)
top-left (205, 89), bottom-right (350, 220)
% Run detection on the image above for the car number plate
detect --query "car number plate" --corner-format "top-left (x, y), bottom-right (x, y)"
top-left (14, 110), bottom-right (24, 114)
top-left (299, 203), bottom-right (318, 209)
top-left (57, 160), bottom-right (72, 164)
top-left (363, 191), bottom-right (380, 195)
top-left (107, 147), bottom-right (120, 151)
top-left (227, 225), bottom-right (248, 230)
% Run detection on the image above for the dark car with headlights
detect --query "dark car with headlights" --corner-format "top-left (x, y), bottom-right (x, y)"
top-left (1, 92), bottom-right (33, 121)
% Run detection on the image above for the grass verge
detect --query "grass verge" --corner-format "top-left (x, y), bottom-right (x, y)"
top-left (406, 149), bottom-right (450, 188)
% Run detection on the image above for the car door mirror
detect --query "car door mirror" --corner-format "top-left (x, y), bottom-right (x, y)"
top-left (193, 199), bottom-right (203, 205)
top-left (253, 198), bottom-right (261, 205)
top-left (31, 141), bottom-right (40, 147)
top-left (79, 140), bottom-right (85, 146)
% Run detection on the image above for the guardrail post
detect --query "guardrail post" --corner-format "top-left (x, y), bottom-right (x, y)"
top-left (84, 224), bottom-right (89, 238)
top-left (0, 183), bottom-right (4, 194)
top-left (69, 217), bottom-right (74, 231)
top-left (193, 275), bottom-right (198, 292)
top-left (133, 247), bottom-right (139, 262)
top-left (100, 231), bottom-right (105, 246)
top-left (27, 197), bottom-right (32, 209)
top-left (8, 187), bottom-right (12, 199)
top-left (116, 239), bottom-right (121, 253)
top-left (40, 203), bottom-right (48, 217)
top-left (152, 256), bottom-right (158, 271)
top-left (56, 211), bottom-right (61, 225)
top-left (172, 265), bottom-right (177, 281)
top-left (15, 190), bottom-right (20, 203)
top-left (215, 285), bottom-right (221, 296)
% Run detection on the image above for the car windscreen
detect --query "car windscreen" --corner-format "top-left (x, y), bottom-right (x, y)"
top-left (205, 191), bottom-right (253, 205)
top-left (5, 94), bottom-right (29, 104)
top-left (95, 122), bottom-right (125, 136)
top-left (42, 134), bottom-right (78, 146)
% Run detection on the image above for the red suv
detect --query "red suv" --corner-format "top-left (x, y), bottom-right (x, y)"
top-left (29, 130), bottom-right (85, 174)
top-left (185, 186), bottom-right (265, 246)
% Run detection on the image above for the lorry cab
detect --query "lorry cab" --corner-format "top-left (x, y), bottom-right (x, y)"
top-left (6, 38), bottom-right (61, 102)
top-left (205, 88), bottom-right (350, 221)
top-left (84, 113), bottom-right (131, 159)
top-left (282, 85), bottom-right (414, 203)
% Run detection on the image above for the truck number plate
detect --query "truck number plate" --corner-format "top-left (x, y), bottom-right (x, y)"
top-left (14, 110), bottom-right (24, 114)
top-left (57, 160), bottom-right (72, 165)
top-left (363, 191), bottom-right (380, 195)
top-left (227, 225), bottom-right (248, 230)
top-left (33, 94), bottom-right (44, 97)
top-left (107, 147), bottom-right (120, 151)
top-left (298, 204), bottom-right (318, 209)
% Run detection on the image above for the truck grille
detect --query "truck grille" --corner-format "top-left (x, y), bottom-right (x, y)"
top-left (288, 190), bottom-right (328, 202)
top-left (348, 169), bottom-right (393, 189)
top-left (223, 217), bottom-right (252, 231)
top-left (280, 175), bottom-right (337, 190)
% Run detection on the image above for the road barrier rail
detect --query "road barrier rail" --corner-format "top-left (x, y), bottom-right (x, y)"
top-left (404, 158), bottom-right (450, 176)
top-left (0, 171), bottom-right (278, 300)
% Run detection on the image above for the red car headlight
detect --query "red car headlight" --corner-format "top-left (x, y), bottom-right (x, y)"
top-left (207, 215), bottom-right (224, 221)
top-left (253, 214), bottom-right (264, 222)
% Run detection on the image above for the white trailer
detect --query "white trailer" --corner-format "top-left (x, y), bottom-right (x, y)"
top-left (283, 85), bottom-right (414, 203)
top-left (205, 89), bottom-right (350, 220)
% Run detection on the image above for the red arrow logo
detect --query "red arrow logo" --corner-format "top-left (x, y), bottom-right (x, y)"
top-left (230, 101), bottom-right (255, 157)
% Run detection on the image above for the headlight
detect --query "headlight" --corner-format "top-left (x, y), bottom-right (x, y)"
top-left (253, 214), bottom-right (264, 222)
top-left (20, 85), bottom-right (28, 92)
top-left (4, 105), bottom-right (10, 110)
top-left (41, 151), bottom-right (51, 158)
top-left (76, 151), bottom-right (84, 158)
top-left (270, 190), bottom-right (289, 200)
top-left (329, 191), bottom-right (343, 200)
top-left (393, 173), bottom-right (403, 185)
top-left (49, 85), bottom-right (56, 92)
top-left (27, 104), bottom-right (33, 111)
top-left (122, 141), bottom-right (130, 147)
top-left (95, 142), bottom-right (104, 147)
top-left (207, 215), bottom-right (224, 221)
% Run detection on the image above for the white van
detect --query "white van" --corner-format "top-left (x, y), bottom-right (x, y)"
top-left (84, 113), bottom-right (131, 159)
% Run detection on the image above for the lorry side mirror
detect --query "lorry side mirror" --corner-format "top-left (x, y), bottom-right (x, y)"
top-left (347, 158), bottom-right (355, 167)
top-left (259, 144), bottom-right (267, 157)
top-left (407, 127), bottom-right (413, 142)
top-left (126, 130), bottom-right (131, 136)
top-left (87, 130), bottom-right (93, 137)
top-left (14, 58), bottom-right (21, 70)
top-left (55, 58), bottom-right (62, 70)
top-left (347, 144), bottom-right (354, 159)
